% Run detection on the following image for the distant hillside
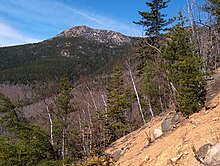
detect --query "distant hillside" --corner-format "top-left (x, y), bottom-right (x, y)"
top-left (0, 26), bottom-right (136, 84)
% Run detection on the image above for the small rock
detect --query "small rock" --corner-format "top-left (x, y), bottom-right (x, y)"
top-left (121, 147), bottom-right (128, 156)
top-left (205, 101), bottom-right (219, 110)
top-left (142, 144), bottom-right (150, 149)
top-left (190, 119), bottom-right (198, 126)
top-left (169, 153), bottom-right (183, 164)
top-left (173, 112), bottom-right (182, 122)
top-left (111, 149), bottom-right (122, 161)
top-left (140, 156), bottom-right (150, 165)
top-left (213, 117), bottom-right (219, 121)
top-left (184, 151), bottom-right (189, 155)
top-left (153, 128), bottom-right (163, 139)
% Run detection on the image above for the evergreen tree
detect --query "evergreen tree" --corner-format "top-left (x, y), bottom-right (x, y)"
top-left (134, 0), bottom-right (173, 116)
top-left (104, 65), bottom-right (130, 144)
top-left (134, 0), bottom-right (173, 37)
top-left (55, 75), bottom-right (73, 160)
top-left (162, 13), bottom-right (206, 116)
top-left (0, 93), bottom-right (55, 165)
top-left (142, 60), bottom-right (160, 115)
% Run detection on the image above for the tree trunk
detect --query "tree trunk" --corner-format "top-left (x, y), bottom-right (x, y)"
top-left (86, 86), bottom-right (98, 111)
top-left (158, 85), bottom-right (164, 111)
top-left (126, 61), bottom-right (146, 124)
top-left (61, 123), bottom-right (65, 160)
top-left (148, 100), bottom-right (154, 117)
top-left (186, 0), bottom-right (202, 57)
top-left (101, 94), bottom-right (107, 113)
top-left (87, 103), bottom-right (93, 152)
top-left (46, 105), bottom-right (54, 146)
top-left (78, 115), bottom-right (87, 155)
top-left (144, 96), bottom-right (154, 117)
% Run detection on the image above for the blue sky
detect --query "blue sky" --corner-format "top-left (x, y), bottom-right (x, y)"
top-left (0, 0), bottom-right (203, 46)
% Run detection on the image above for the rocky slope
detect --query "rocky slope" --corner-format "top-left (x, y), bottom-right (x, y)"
top-left (57, 25), bottom-right (131, 44)
top-left (106, 69), bottom-right (220, 166)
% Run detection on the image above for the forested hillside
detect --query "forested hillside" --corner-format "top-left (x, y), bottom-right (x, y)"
top-left (0, 26), bottom-right (134, 84)
top-left (0, 0), bottom-right (219, 165)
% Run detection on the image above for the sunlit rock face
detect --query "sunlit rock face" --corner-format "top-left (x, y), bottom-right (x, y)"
top-left (57, 25), bottom-right (131, 45)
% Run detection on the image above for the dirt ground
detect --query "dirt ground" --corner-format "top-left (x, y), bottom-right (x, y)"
top-left (107, 71), bottom-right (220, 166)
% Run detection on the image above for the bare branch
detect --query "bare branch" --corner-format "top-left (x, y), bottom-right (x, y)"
top-left (145, 41), bottom-right (161, 54)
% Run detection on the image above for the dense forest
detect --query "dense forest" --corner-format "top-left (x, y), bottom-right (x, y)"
top-left (0, 0), bottom-right (219, 165)
top-left (0, 35), bottom-right (134, 84)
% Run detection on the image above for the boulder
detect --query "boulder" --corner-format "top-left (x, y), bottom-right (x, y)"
top-left (204, 143), bottom-right (220, 166)
top-left (153, 128), bottom-right (163, 139)
top-left (195, 143), bottom-right (220, 165)
top-left (161, 112), bottom-right (183, 132)
top-left (196, 143), bottom-right (213, 162)
top-left (111, 149), bottom-right (122, 161)
top-left (111, 148), bottom-right (127, 162)
top-left (161, 113), bottom-right (174, 132)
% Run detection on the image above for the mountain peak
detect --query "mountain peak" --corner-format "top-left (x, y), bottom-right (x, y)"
top-left (56, 25), bottom-right (131, 44)
top-left (60, 25), bottom-right (92, 36)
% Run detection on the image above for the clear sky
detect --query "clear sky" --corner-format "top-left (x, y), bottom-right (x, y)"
top-left (0, 0), bottom-right (203, 46)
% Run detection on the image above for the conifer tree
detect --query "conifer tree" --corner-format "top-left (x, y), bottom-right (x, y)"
top-left (0, 93), bottom-right (55, 165)
top-left (134, 0), bottom-right (173, 116)
top-left (162, 13), bottom-right (206, 116)
top-left (104, 65), bottom-right (130, 144)
top-left (134, 0), bottom-right (173, 37)
top-left (55, 75), bottom-right (73, 160)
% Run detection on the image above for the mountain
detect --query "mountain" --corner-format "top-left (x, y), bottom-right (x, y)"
top-left (57, 25), bottom-right (131, 44)
top-left (0, 26), bottom-right (136, 84)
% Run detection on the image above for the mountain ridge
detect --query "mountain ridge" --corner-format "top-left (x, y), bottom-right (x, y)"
top-left (0, 25), bottom-right (136, 84)
top-left (56, 25), bottom-right (131, 45)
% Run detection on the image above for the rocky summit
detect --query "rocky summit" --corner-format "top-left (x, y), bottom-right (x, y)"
top-left (56, 25), bottom-right (131, 45)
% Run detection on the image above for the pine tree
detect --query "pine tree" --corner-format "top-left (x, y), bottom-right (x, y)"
top-left (162, 13), bottom-right (206, 116)
top-left (134, 0), bottom-right (174, 62)
top-left (134, 0), bottom-right (173, 37)
top-left (104, 65), bottom-right (130, 144)
top-left (55, 75), bottom-right (73, 160)
top-left (0, 93), bottom-right (55, 165)
top-left (134, 0), bottom-right (173, 116)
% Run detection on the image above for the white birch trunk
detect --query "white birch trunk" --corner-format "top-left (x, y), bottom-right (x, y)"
top-left (148, 101), bottom-right (154, 117)
top-left (126, 61), bottom-right (146, 124)
top-left (144, 96), bottom-right (154, 117)
top-left (101, 94), bottom-right (107, 113)
top-left (86, 86), bottom-right (98, 111)
top-left (46, 105), bottom-right (54, 146)
top-left (170, 82), bottom-right (177, 93)
top-left (87, 103), bottom-right (93, 151)
top-left (78, 115), bottom-right (86, 154)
